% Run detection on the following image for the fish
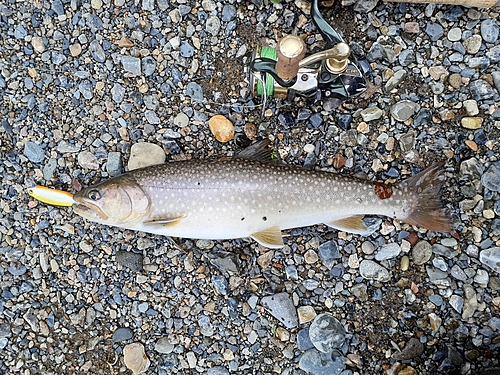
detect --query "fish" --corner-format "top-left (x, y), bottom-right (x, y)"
top-left (29, 140), bottom-right (453, 248)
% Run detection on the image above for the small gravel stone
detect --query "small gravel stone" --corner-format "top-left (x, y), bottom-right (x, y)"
top-left (450, 295), bottom-right (464, 313)
top-left (426, 22), bottom-right (444, 41)
top-left (482, 164), bottom-right (500, 192)
top-left (297, 306), bottom-right (317, 324)
top-left (185, 82), bottom-right (204, 103)
top-left (309, 313), bottom-right (346, 353)
top-left (299, 349), bottom-right (345, 375)
top-left (211, 275), bottom-right (229, 295)
top-left (481, 19), bottom-right (499, 43)
top-left (77, 151), bottom-right (99, 169)
top-left (318, 241), bottom-right (340, 268)
top-left (116, 251), bottom-right (144, 272)
top-left (106, 152), bottom-right (123, 177)
top-left (113, 327), bottom-right (134, 343)
top-left (390, 100), bottom-right (420, 122)
top-left (461, 117), bottom-right (483, 130)
top-left (261, 293), bottom-right (298, 329)
top-left (360, 107), bottom-right (383, 122)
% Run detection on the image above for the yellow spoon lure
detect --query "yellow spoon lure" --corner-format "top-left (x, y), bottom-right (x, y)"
top-left (28, 186), bottom-right (75, 207)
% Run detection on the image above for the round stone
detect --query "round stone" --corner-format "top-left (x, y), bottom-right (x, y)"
top-left (359, 260), bottom-right (391, 281)
top-left (412, 241), bottom-right (433, 265)
top-left (308, 313), bottom-right (346, 353)
top-left (69, 43), bottom-right (82, 57)
top-left (209, 115), bottom-right (234, 143)
top-left (447, 27), bottom-right (462, 42)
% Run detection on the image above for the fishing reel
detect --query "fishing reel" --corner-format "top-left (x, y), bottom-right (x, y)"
top-left (248, 0), bottom-right (368, 102)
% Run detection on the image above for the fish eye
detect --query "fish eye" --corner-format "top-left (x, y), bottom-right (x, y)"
top-left (88, 189), bottom-right (101, 201)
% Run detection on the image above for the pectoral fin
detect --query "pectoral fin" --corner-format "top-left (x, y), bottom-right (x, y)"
top-left (144, 215), bottom-right (185, 227)
top-left (251, 226), bottom-right (284, 249)
top-left (326, 215), bottom-right (374, 236)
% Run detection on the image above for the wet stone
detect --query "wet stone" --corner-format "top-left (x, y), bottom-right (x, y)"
top-left (309, 313), bottom-right (346, 353)
top-left (113, 327), bottom-right (134, 343)
top-left (261, 293), bottom-right (298, 329)
top-left (77, 151), bottom-right (99, 169)
top-left (24, 141), bottom-right (45, 163)
top-left (385, 69), bottom-right (406, 92)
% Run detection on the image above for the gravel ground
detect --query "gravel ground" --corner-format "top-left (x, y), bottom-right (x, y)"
top-left (1, 0), bottom-right (500, 374)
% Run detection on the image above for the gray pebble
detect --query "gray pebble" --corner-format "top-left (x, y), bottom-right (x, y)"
top-left (111, 83), bottom-right (126, 103)
top-left (185, 82), bottom-right (204, 103)
top-left (480, 247), bottom-right (500, 275)
top-left (318, 241), bottom-right (340, 269)
top-left (426, 22), bottom-right (444, 41)
top-left (116, 250), bottom-right (144, 272)
top-left (469, 79), bottom-right (495, 101)
top-left (206, 16), bottom-right (221, 35)
top-left (222, 4), bottom-right (237, 22)
top-left (207, 366), bottom-right (230, 375)
top-left (360, 106), bottom-right (382, 122)
top-left (155, 337), bottom-right (174, 354)
top-left (309, 313), bottom-right (346, 353)
top-left (144, 110), bottom-right (161, 125)
top-left (486, 45), bottom-right (500, 63)
top-left (297, 328), bottom-right (314, 350)
top-left (299, 349), bottom-right (345, 375)
top-left (481, 19), bottom-right (499, 43)
top-left (482, 163), bottom-right (500, 192)
top-left (359, 260), bottom-right (390, 282)
top-left (375, 243), bottom-right (401, 261)
top-left (142, 56), bottom-right (156, 76)
top-left (89, 40), bottom-right (106, 63)
top-left (112, 327), bottom-right (134, 343)
top-left (449, 295), bottom-right (464, 313)
top-left (211, 275), bottom-right (228, 295)
top-left (79, 80), bottom-right (93, 100)
top-left (8, 263), bottom-right (27, 276)
top-left (57, 141), bottom-right (81, 153)
top-left (121, 56), bottom-right (142, 75)
top-left (43, 159), bottom-right (58, 180)
top-left (24, 141), bottom-right (45, 163)
top-left (385, 69), bottom-right (406, 92)
top-left (180, 41), bottom-right (195, 58)
top-left (390, 100), bottom-right (420, 122)
top-left (14, 25), bottom-right (27, 39)
top-left (261, 292), bottom-right (298, 329)
top-left (106, 152), bottom-right (123, 177)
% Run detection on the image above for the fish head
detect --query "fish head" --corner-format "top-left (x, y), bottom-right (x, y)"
top-left (73, 177), bottom-right (150, 226)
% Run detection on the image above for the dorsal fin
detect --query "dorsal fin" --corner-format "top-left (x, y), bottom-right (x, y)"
top-left (237, 139), bottom-right (273, 162)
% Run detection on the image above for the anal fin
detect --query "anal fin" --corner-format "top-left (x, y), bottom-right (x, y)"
top-left (251, 226), bottom-right (284, 249)
top-left (326, 215), bottom-right (374, 236)
top-left (144, 215), bottom-right (185, 227)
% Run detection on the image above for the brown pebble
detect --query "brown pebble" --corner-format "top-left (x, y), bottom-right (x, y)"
top-left (404, 22), bottom-right (420, 33)
top-left (448, 73), bottom-right (462, 89)
top-left (244, 122), bottom-right (257, 140)
top-left (465, 140), bottom-right (478, 151)
top-left (406, 232), bottom-right (419, 246)
top-left (117, 36), bottom-right (134, 48)
top-left (209, 115), bottom-right (234, 143)
top-left (333, 154), bottom-right (346, 169)
top-left (69, 43), bottom-right (82, 57)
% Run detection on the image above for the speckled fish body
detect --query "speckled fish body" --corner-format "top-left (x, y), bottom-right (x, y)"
top-left (71, 149), bottom-right (452, 248)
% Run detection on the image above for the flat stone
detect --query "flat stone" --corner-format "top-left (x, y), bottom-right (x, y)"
top-left (390, 100), bottom-right (420, 122)
top-left (77, 151), bottom-right (99, 169)
top-left (360, 106), bottom-right (383, 122)
top-left (89, 40), bottom-right (105, 63)
top-left (461, 117), bottom-right (483, 130)
top-left (206, 15), bottom-right (221, 35)
top-left (207, 366), bottom-right (230, 375)
top-left (297, 306), bottom-right (317, 324)
top-left (481, 163), bottom-right (500, 192)
top-left (359, 260), bottom-right (390, 282)
top-left (113, 327), bottom-right (134, 343)
top-left (31, 36), bottom-right (46, 53)
top-left (463, 100), bottom-right (479, 116)
top-left (106, 152), bottom-right (123, 177)
top-left (128, 142), bottom-right (166, 170)
top-left (426, 22), bottom-right (444, 41)
top-left (299, 349), bottom-right (345, 375)
top-left (24, 141), bottom-right (45, 163)
top-left (116, 251), bottom-right (143, 272)
top-left (469, 79), bottom-right (495, 101)
top-left (123, 343), bottom-right (150, 375)
top-left (462, 284), bottom-right (478, 319)
top-left (447, 27), bottom-right (462, 42)
top-left (211, 275), bottom-right (229, 295)
top-left (185, 82), bottom-right (204, 103)
top-left (309, 313), bottom-right (346, 353)
top-left (392, 338), bottom-right (424, 360)
top-left (385, 69), bottom-right (406, 92)
top-left (318, 241), bottom-right (340, 268)
top-left (480, 247), bottom-right (500, 274)
top-left (450, 295), bottom-right (464, 313)
top-left (375, 243), bottom-right (401, 261)
top-left (121, 56), bottom-right (142, 75)
top-left (144, 110), bottom-right (160, 125)
top-left (261, 293), bottom-right (298, 329)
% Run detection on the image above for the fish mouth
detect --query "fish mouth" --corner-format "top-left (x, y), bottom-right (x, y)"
top-left (73, 201), bottom-right (109, 221)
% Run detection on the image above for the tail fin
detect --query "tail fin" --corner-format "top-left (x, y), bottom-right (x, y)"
top-left (398, 162), bottom-right (454, 233)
